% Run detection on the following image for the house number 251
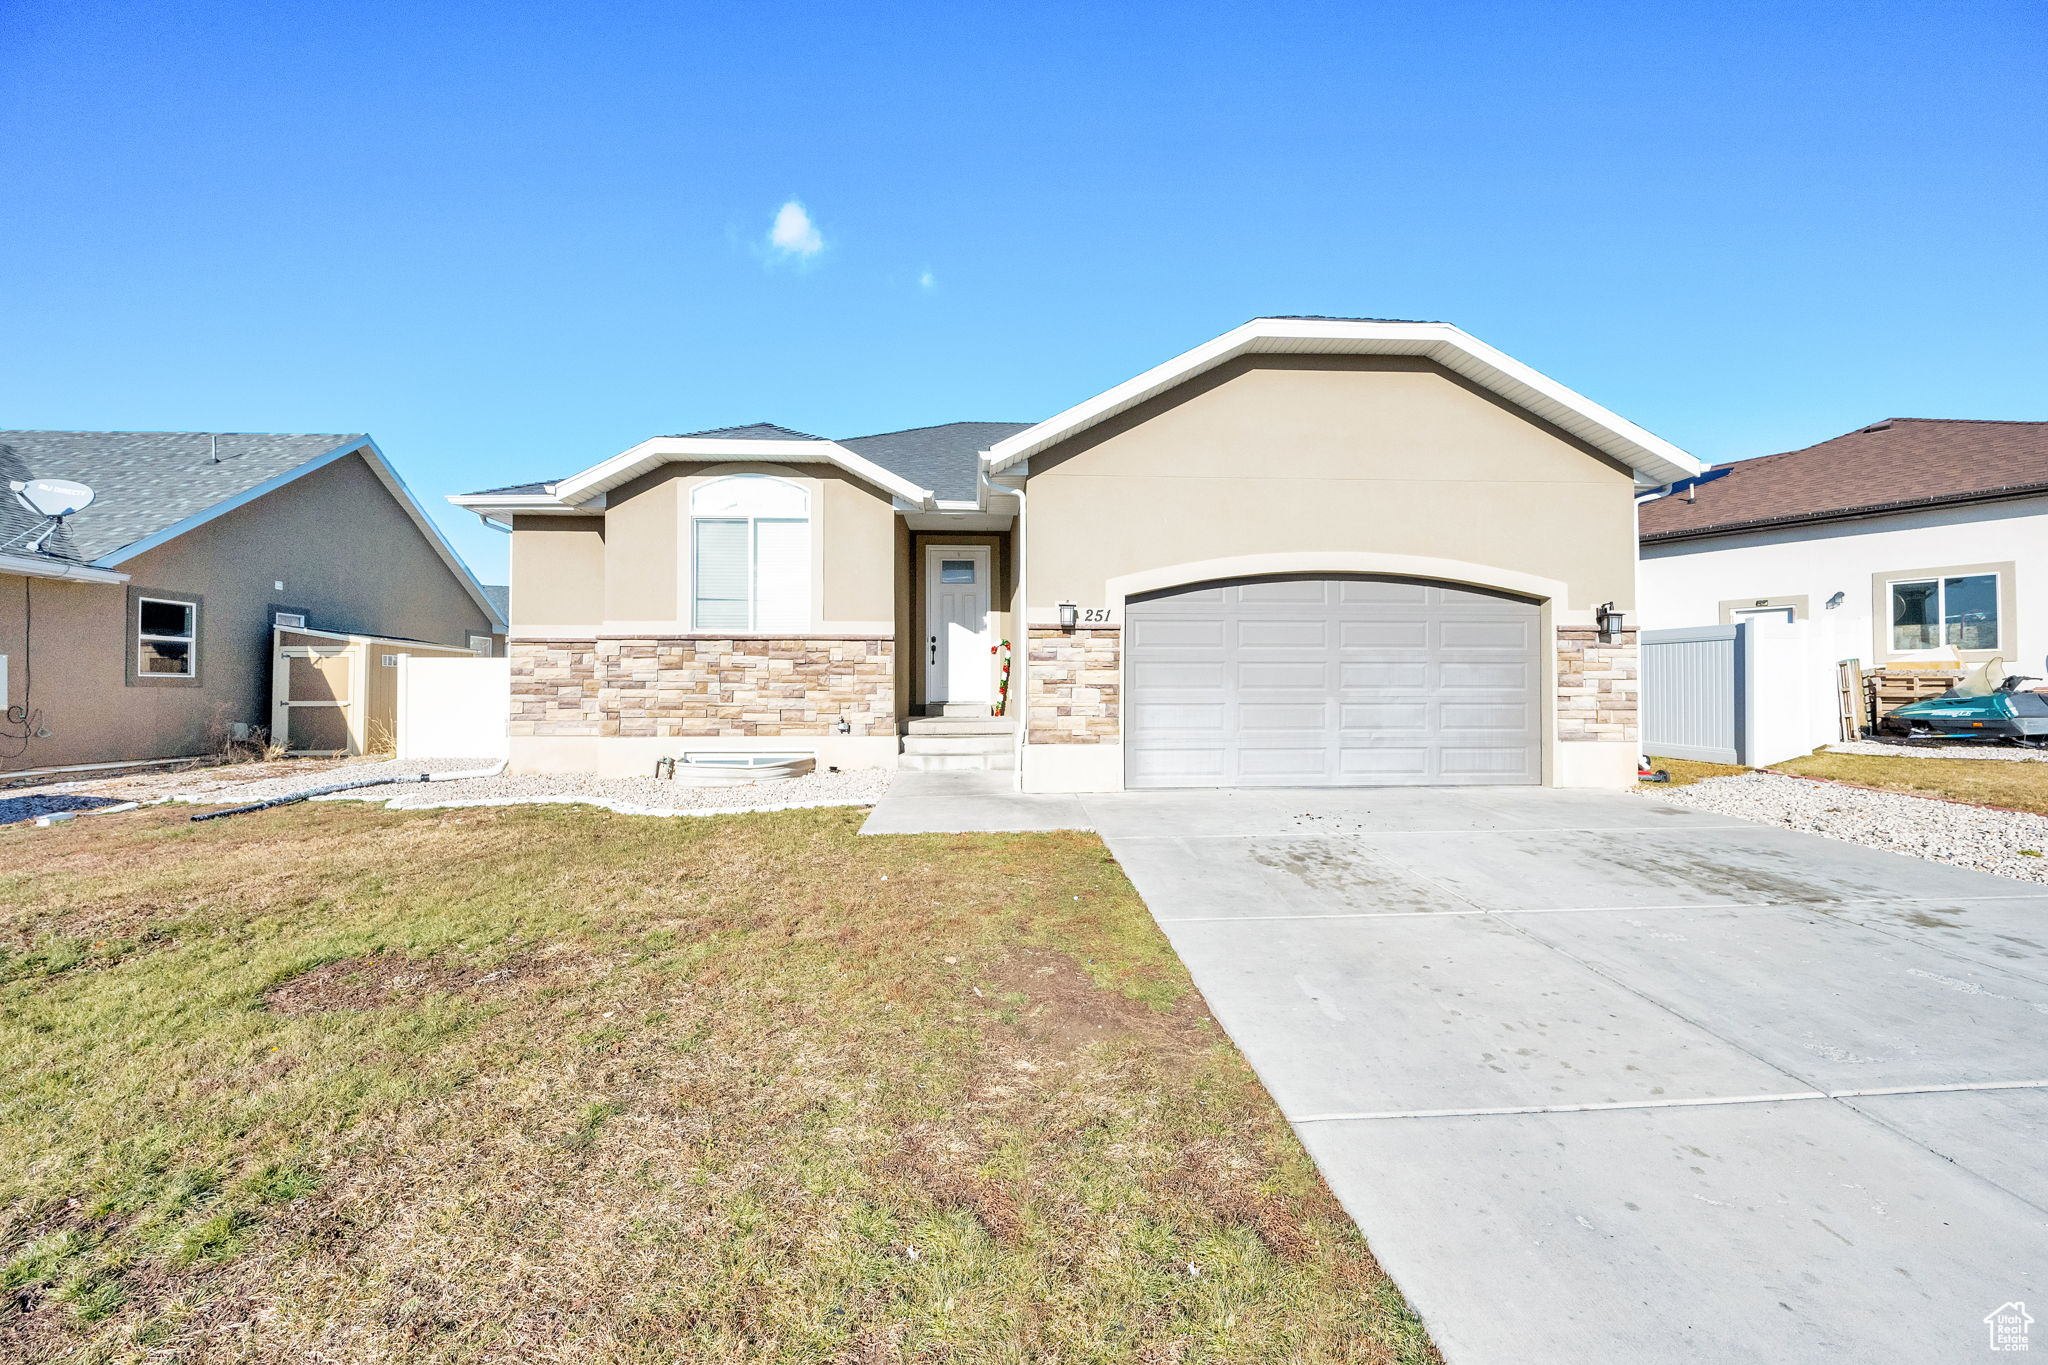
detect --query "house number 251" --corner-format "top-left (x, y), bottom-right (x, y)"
top-left (1081, 608), bottom-right (1112, 623)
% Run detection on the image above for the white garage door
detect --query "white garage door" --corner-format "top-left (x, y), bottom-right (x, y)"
top-left (1123, 576), bottom-right (1542, 788)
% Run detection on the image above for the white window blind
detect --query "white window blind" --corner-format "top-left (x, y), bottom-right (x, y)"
top-left (693, 518), bottom-right (752, 630)
top-left (753, 519), bottom-right (810, 631)
top-left (688, 475), bottom-right (812, 631)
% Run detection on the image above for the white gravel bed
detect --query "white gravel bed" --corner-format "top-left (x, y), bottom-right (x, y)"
top-left (1647, 770), bottom-right (2048, 885)
top-left (1824, 738), bottom-right (2048, 762)
top-left (348, 765), bottom-right (895, 817)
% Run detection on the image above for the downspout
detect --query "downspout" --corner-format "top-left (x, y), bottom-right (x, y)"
top-left (986, 464), bottom-right (1028, 791)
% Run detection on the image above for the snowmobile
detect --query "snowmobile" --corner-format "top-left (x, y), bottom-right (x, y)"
top-left (1880, 657), bottom-right (2048, 746)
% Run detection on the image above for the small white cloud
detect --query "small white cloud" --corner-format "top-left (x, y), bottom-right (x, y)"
top-left (767, 200), bottom-right (824, 260)
top-left (918, 269), bottom-right (936, 291)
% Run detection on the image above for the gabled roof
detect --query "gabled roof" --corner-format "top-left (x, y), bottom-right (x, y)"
top-left (1639, 418), bottom-right (2048, 542)
top-left (0, 430), bottom-right (504, 628)
top-left (980, 317), bottom-right (1701, 487)
top-left (453, 423), bottom-right (1016, 515)
top-left (0, 431), bottom-right (364, 563)
top-left (837, 422), bottom-right (1033, 502)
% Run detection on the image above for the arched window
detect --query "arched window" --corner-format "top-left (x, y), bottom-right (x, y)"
top-left (690, 475), bottom-right (811, 630)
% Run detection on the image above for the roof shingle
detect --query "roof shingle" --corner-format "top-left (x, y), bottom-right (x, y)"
top-left (1638, 418), bottom-right (2048, 542)
top-left (0, 431), bottom-right (367, 563)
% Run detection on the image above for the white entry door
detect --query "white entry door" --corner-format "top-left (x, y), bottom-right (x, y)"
top-left (924, 545), bottom-right (992, 705)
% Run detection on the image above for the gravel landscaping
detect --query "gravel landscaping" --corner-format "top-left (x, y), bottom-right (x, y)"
top-left (0, 755), bottom-right (896, 822)
top-left (1647, 769), bottom-right (2048, 885)
top-left (1825, 738), bottom-right (2048, 762)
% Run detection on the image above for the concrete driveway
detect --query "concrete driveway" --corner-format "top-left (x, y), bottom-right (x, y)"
top-left (1085, 785), bottom-right (2048, 1365)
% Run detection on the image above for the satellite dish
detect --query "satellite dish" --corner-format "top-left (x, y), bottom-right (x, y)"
top-left (11, 479), bottom-right (95, 518)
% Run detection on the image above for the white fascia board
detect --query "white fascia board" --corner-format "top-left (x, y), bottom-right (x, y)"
top-left (94, 438), bottom-right (507, 632)
top-left (980, 318), bottom-right (1703, 487)
top-left (550, 436), bottom-right (934, 508)
top-left (0, 551), bottom-right (128, 584)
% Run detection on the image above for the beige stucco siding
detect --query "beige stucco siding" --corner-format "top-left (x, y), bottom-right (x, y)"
top-left (1023, 356), bottom-right (1639, 615)
top-left (514, 461), bottom-right (897, 634)
top-left (509, 517), bottom-right (606, 628)
top-left (0, 451), bottom-right (495, 772)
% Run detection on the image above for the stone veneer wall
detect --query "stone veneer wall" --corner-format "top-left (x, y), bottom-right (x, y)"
top-left (1026, 627), bottom-right (1121, 744)
top-left (510, 637), bottom-right (895, 738)
top-left (1555, 627), bottom-right (1638, 743)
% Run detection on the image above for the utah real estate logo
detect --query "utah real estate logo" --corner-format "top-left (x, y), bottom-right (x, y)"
top-left (1986, 1302), bottom-right (2034, 1352)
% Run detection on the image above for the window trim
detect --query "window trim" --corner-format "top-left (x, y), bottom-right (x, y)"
top-left (687, 474), bottom-right (813, 632)
top-left (126, 587), bottom-right (203, 688)
top-left (1872, 561), bottom-right (2014, 664)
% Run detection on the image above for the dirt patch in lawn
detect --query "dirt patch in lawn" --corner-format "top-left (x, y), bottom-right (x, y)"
top-left (979, 946), bottom-right (1213, 1057)
top-left (260, 950), bottom-right (560, 1014)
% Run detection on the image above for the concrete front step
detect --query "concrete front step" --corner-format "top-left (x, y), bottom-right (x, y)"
top-left (899, 750), bottom-right (1016, 772)
top-left (905, 716), bottom-right (1015, 737)
top-left (902, 734), bottom-right (1012, 756)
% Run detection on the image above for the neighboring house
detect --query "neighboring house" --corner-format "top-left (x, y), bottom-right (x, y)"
top-left (1638, 418), bottom-right (2048, 673)
top-left (0, 432), bottom-right (506, 773)
top-left (453, 317), bottom-right (1699, 792)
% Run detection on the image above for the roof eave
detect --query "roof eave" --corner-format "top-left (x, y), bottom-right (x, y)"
top-left (0, 551), bottom-right (129, 585)
top-left (548, 436), bottom-right (935, 509)
top-left (1641, 480), bottom-right (2048, 544)
top-left (979, 318), bottom-right (1701, 486)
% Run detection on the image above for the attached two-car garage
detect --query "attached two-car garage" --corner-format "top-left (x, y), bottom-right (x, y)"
top-left (1122, 575), bottom-right (1543, 788)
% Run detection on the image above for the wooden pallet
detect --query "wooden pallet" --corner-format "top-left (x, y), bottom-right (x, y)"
top-left (1862, 668), bottom-right (1965, 728)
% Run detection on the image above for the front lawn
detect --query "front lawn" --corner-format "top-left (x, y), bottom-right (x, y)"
top-left (1773, 750), bottom-right (2048, 815)
top-left (0, 802), bottom-right (1433, 1363)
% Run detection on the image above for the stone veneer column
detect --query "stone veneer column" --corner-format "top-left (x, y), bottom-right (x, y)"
top-left (509, 637), bottom-right (894, 738)
top-left (1025, 626), bottom-right (1121, 743)
top-left (1555, 627), bottom-right (1638, 743)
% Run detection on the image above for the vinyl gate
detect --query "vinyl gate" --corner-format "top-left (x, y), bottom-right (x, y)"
top-left (1641, 625), bottom-right (1746, 764)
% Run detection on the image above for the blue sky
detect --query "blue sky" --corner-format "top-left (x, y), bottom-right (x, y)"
top-left (3, 0), bottom-right (2043, 582)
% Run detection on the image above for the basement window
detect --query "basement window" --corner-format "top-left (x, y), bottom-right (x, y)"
top-left (137, 597), bottom-right (198, 678)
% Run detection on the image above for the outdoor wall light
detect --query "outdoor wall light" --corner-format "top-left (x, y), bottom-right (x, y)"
top-left (835, 717), bottom-right (851, 734)
top-left (1595, 601), bottom-right (1626, 642)
top-left (1058, 602), bottom-right (1078, 632)
top-left (1826, 591), bottom-right (1846, 610)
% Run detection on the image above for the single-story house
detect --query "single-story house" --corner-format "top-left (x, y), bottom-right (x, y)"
top-left (1638, 418), bottom-right (2048, 673)
top-left (0, 432), bottom-right (506, 773)
top-left (454, 317), bottom-right (1700, 792)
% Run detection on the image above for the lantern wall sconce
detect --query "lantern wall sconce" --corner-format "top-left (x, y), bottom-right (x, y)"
top-left (1595, 601), bottom-right (1626, 643)
top-left (1058, 602), bottom-right (1078, 632)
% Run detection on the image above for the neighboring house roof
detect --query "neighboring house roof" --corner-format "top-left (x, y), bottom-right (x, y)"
top-left (981, 317), bottom-right (1701, 487)
top-left (0, 430), bottom-right (505, 628)
top-left (481, 584), bottom-right (510, 620)
top-left (838, 422), bottom-right (1033, 503)
top-left (1639, 418), bottom-right (2048, 543)
top-left (0, 431), bottom-right (363, 564)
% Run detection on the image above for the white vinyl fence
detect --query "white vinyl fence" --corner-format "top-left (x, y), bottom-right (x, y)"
top-left (1642, 619), bottom-right (1843, 766)
top-left (395, 656), bottom-right (510, 760)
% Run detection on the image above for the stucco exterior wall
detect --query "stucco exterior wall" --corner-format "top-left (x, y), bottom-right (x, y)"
top-left (0, 452), bottom-right (496, 772)
top-left (1022, 356), bottom-right (1639, 622)
top-left (1638, 495), bottom-right (2048, 671)
top-left (1013, 357), bottom-right (1643, 791)
top-left (512, 462), bottom-right (898, 636)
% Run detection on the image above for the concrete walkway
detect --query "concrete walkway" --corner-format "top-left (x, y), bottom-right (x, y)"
top-left (864, 778), bottom-right (2048, 1364)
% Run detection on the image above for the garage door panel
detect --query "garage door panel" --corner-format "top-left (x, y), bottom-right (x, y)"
top-left (1236, 580), bottom-right (1331, 604)
top-left (1127, 575), bottom-right (1541, 789)
top-left (1339, 702), bottom-right (1431, 730)
top-left (1440, 619), bottom-right (1536, 650)
top-left (1339, 620), bottom-right (1429, 649)
top-left (1340, 661), bottom-right (1432, 690)
top-left (1336, 746), bottom-right (1432, 777)
top-left (1238, 703), bottom-right (1328, 731)
top-left (1337, 580), bottom-right (1430, 605)
top-left (1236, 618), bottom-right (1332, 649)
top-left (1127, 618), bottom-right (1228, 649)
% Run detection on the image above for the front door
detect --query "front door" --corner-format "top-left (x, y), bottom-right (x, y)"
top-left (924, 545), bottom-right (992, 705)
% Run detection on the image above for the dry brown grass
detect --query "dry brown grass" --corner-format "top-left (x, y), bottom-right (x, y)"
top-left (0, 801), bottom-right (1434, 1364)
top-left (1773, 750), bottom-right (2048, 814)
